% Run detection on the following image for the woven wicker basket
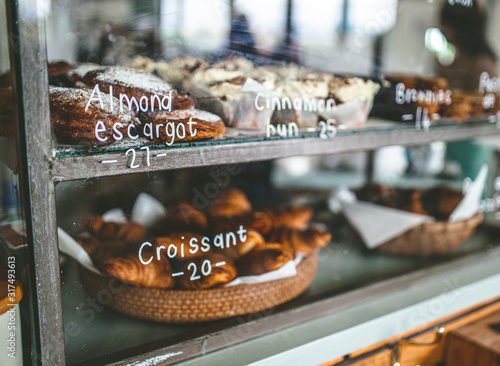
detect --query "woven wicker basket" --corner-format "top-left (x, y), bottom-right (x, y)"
top-left (377, 212), bottom-right (483, 256)
top-left (78, 253), bottom-right (318, 323)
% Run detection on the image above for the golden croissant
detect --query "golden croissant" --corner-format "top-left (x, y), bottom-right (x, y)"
top-left (217, 229), bottom-right (265, 260)
top-left (210, 211), bottom-right (270, 236)
top-left (268, 227), bottom-right (331, 255)
top-left (76, 236), bottom-right (142, 266)
top-left (177, 253), bottom-right (237, 289)
top-left (245, 211), bottom-right (274, 235)
top-left (100, 253), bottom-right (174, 288)
top-left (237, 243), bottom-right (294, 276)
top-left (260, 206), bottom-right (313, 231)
top-left (422, 185), bottom-right (463, 220)
top-left (163, 200), bottom-right (209, 232)
top-left (207, 188), bottom-right (252, 219)
top-left (397, 189), bottom-right (427, 216)
top-left (84, 216), bottom-right (147, 243)
top-left (211, 206), bottom-right (309, 236)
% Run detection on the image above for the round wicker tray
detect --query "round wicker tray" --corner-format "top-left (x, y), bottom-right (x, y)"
top-left (78, 253), bottom-right (318, 323)
top-left (377, 212), bottom-right (483, 256)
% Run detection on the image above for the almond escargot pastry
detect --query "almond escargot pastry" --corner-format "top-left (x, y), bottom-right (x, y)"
top-left (49, 86), bottom-right (139, 145)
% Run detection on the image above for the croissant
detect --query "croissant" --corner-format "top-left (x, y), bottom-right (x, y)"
top-left (207, 188), bottom-right (252, 220)
top-left (76, 236), bottom-right (101, 258)
top-left (262, 206), bottom-right (313, 231)
top-left (100, 253), bottom-right (174, 288)
top-left (155, 232), bottom-right (211, 260)
top-left (217, 229), bottom-right (265, 260)
top-left (356, 183), bottom-right (398, 208)
top-left (422, 186), bottom-right (463, 220)
top-left (76, 236), bottom-right (142, 265)
top-left (210, 216), bottom-right (241, 235)
top-left (246, 211), bottom-right (274, 234)
top-left (84, 216), bottom-right (147, 243)
top-left (237, 243), bottom-right (294, 276)
top-left (268, 227), bottom-right (331, 255)
top-left (437, 187), bottom-right (463, 219)
top-left (210, 211), bottom-right (270, 235)
top-left (397, 189), bottom-right (428, 216)
top-left (177, 253), bottom-right (237, 289)
top-left (211, 206), bottom-right (312, 235)
top-left (163, 200), bottom-right (209, 232)
top-left (214, 211), bottom-right (273, 235)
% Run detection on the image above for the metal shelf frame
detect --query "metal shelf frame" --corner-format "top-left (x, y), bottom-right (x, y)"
top-left (52, 122), bottom-right (500, 182)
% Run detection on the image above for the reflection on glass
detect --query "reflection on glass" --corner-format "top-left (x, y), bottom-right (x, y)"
top-left (437, 1), bottom-right (499, 91)
top-left (234, 0), bottom-right (287, 55)
top-left (39, 0), bottom-right (499, 157)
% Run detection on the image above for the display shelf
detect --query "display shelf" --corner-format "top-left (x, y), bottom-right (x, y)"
top-left (60, 222), bottom-right (500, 366)
top-left (52, 119), bottom-right (500, 182)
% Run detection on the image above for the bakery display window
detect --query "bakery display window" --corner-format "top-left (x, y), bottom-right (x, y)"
top-left (2, 0), bottom-right (500, 365)
top-left (55, 155), bottom-right (499, 365)
top-left (39, 0), bottom-right (499, 178)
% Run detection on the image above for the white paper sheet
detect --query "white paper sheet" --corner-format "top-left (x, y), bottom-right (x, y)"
top-left (449, 164), bottom-right (487, 222)
top-left (225, 254), bottom-right (302, 287)
top-left (130, 193), bottom-right (167, 230)
top-left (102, 208), bottom-right (127, 223)
top-left (58, 228), bottom-right (101, 274)
top-left (341, 201), bottom-right (433, 249)
top-left (328, 188), bottom-right (357, 214)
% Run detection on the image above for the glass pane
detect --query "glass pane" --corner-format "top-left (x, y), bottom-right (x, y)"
top-left (42, 0), bottom-right (500, 157)
top-left (56, 149), bottom-right (500, 364)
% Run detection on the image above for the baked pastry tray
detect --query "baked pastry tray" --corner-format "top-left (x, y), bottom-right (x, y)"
top-left (78, 253), bottom-right (318, 323)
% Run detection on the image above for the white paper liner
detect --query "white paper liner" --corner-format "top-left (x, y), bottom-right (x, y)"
top-left (130, 193), bottom-right (167, 230)
top-left (187, 77), bottom-right (279, 129)
top-left (449, 165), bottom-right (487, 222)
top-left (271, 108), bottom-right (318, 129)
top-left (58, 227), bottom-right (100, 274)
top-left (333, 165), bottom-right (487, 249)
top-left (225, 254), bottom-right (303, 287)
top-left (319, 99), bottom-right (373, 128)
top-left (328, 188), bottom-right (357, 214)
top-left (57, 192), bottom-right (300, 285)
top-left (341, 201), bottom-right (433, 249)
top-left (102, 209), bottom-right (127, 223)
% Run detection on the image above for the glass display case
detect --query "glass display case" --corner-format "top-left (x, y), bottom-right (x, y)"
top-left (2, 0), bottom-right (500, 365)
